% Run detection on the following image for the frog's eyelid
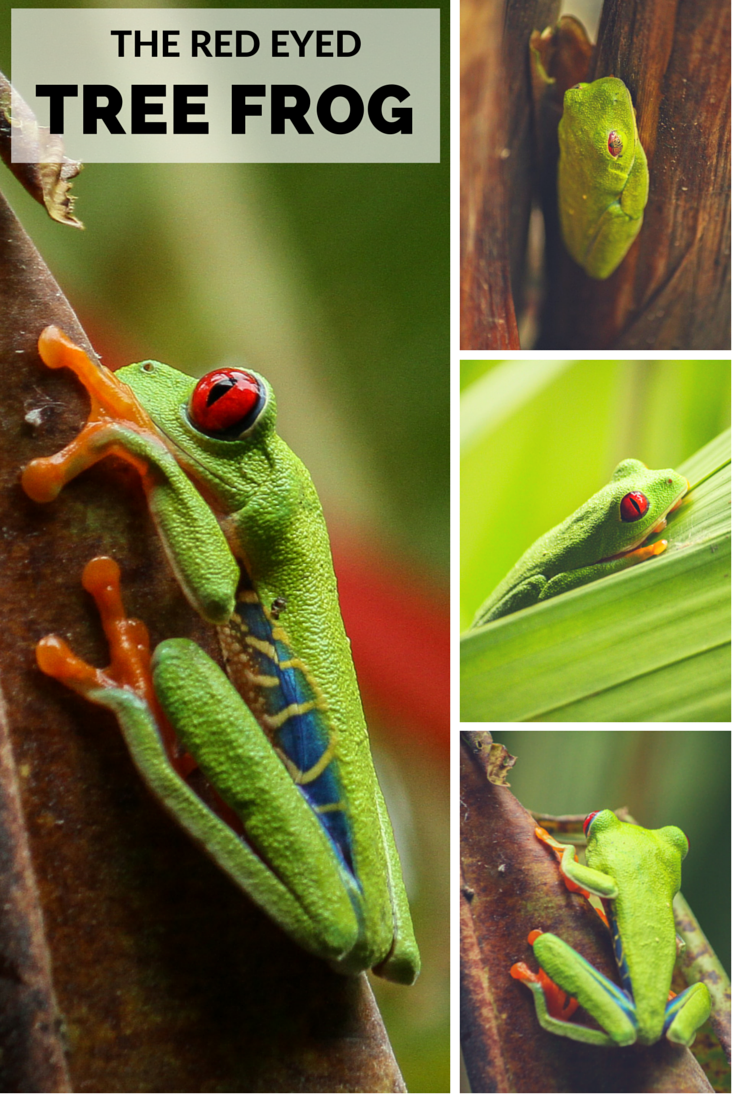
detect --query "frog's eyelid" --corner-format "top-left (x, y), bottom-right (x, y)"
top-left (607, 131), bottom-right (624, 158)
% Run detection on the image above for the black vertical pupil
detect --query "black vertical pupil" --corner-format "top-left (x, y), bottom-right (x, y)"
top-left (206, 378), bottom-right (236, 407)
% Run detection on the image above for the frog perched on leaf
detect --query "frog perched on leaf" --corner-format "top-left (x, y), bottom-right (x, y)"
top-left (472, 459), bottom-right (688, 626)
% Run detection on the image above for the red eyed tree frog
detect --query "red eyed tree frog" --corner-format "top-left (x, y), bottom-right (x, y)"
top-left (558, 76), bottom-right (649, 280)
top-left (472, 459), bottom-right (689, 626)
top-left (22, 327), bottom-right (420, 984)
top-left (511, 811), bottom-right (712, 1046)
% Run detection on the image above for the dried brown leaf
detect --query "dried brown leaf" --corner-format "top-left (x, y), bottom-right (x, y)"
top-left (461, 731), bottom-right (517, 786)
top-left (0, 73), bottom-right (83, 228)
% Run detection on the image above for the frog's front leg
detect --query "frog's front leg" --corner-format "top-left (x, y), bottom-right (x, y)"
top-left (585, 201), bottom-right (644, 281)
top-left (22, 327), bottom-right (238, 624)
top-left (41, 556), bottom-right (362, 967)
top-left (512, 930), bottom-right (637, 1046)
top-left (540, 539), bottom-right (668, 602)
top-left (535, 826), bottom-right (617, 903)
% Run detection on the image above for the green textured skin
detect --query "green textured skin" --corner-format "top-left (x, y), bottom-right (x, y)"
top-left (584, 811), bottom-right (686, 1044)
top-left (528, 811), bottom-right (712, 1045)
top-left (75, 360), bottom-right (419, 982)
top-left (88, 675), bottom-right (358, 963)
top-left (665, 984), bottom-right (713, 1046)
top-left (532, 934), bottom-right (635, 1046)
top-left (558, 77), bottom-right (649, 280)
top-left (70, 416), bottom-right (240, 623)
top-left (472, 459), bottom-right (688, 626)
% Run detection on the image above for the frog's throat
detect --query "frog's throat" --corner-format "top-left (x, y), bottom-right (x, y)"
top-left (146, 413), bottom-right (243, 507)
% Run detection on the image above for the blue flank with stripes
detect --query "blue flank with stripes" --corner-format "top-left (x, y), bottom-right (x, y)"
top-left (603, 899), bottom-right (637, 1021)
top-left (230, 583), bottom-right (355, 882)
top-left (664, 987), bottom-right (691, 1028)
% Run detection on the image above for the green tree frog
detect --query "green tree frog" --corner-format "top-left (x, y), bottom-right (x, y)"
top-left (511, 811), bottom-right (712, 1046)
top-left (472, 459), bottom-right (688, 626)
top-left (558, 76), bottom-right (649, 279)
top-left (22, 326), bottom-right (420, 984)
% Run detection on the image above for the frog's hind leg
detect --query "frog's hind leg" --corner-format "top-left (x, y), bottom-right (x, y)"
top-left (664, 983), bottom-right (712, 1046)
top-left (584, 203), bottom-right (643, 280)
top-left (514, 930), bottom-right (637, 1046)
top-left (37, 556), bottom-right (361, 966)
top-left (511, 962), bottom-right (620, 1046)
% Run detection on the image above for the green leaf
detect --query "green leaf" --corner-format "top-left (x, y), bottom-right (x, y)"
top-left (460, 430), bottom-right (731, 721)
top-left (460, 360), bottom-right (573, 449)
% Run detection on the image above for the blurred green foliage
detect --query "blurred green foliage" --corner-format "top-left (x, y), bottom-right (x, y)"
top-left (493, 731), bottom-right (731, 977)
top-left (461, 360), bottom-right (730, 629)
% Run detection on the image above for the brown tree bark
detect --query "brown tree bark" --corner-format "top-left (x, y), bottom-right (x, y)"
top-left (461, 0), bottom-right (560, 349)
top-left (461, 0), bottom-right (519, 350)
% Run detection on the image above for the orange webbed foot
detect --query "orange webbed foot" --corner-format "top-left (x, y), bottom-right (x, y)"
top-left (511, 931), bottom-right (580, 1023)
top-left (22, 328), bottom-right (158, 504)
top-left (37, 556), bottom-right (155, 707)
top-left (623, 538), bottom-right (668, 563)
top-left (38, 556), bottom-right (193, 777)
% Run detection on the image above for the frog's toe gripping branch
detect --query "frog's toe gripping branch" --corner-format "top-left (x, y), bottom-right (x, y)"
top-left (37, 557), bottom-right (154, 703)
top-left (368, 784), bottom-right (421, 984)
top-left (511, 953), bottom-right (579, 1021)
top-left (37, 326), bottom-right (78, 369)
top-left (23, 327), bottom-right (155, 503)
top-left (664, 983), bottom-right (712, 1047)
top-left (37, 555), bottom-right (190, 774)
top-left (621, 538), bottom-right (668, 563)
top-left (532, 827), bottom-right (613, 924)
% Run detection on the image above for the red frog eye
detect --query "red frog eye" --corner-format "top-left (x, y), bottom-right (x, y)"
top-left (583, 811), bottom-right (601, 837)
top-left (189, 369), bottom-right (265, 435)
top-left (607, 131), bottom-right (623, 158)
top-left (620, 491), bottom-right (650, 522)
